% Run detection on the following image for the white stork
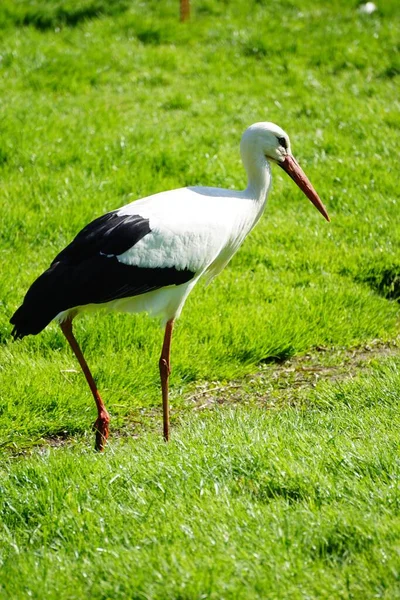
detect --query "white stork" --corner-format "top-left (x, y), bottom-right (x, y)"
top-left (10, 122), bottom-right (329, 450)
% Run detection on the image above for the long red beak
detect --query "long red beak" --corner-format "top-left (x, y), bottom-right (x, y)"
top-left (278, 155), bottom-right (330, 222)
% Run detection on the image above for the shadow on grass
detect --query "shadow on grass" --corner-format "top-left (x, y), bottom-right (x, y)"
top-left (379, 64), bottom-right (400, 80)
top-left (312, 522), bottom-right (374, 561)
top-left (259, 347), bottom-right (296, 364)
top-left (358, 264), bottom-right (400, 302)
top-left (249, 478), bottom-right (307, 504)
top-left (237, 346), bottom-right (296, 365)
top-left (2, 0), bottom-right (129, 31)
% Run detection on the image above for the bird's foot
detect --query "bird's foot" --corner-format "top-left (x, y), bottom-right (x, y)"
top-left (93, 410), bottom-right (110, 452)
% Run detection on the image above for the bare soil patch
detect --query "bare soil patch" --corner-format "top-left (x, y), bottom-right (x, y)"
top-left (187, 339), bottom-right (399, 411)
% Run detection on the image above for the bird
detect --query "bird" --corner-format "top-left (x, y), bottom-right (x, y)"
top-left (10, 122), bottom-right (330, 451)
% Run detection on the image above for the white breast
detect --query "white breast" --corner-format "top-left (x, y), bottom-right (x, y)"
top-left (117, 186), bottom-right (262, 277)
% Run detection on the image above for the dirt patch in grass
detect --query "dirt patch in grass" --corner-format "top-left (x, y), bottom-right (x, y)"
top-left (186, 339), bottom-right (399, 411)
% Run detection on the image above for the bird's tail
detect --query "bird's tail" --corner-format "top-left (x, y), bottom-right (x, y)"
top-left (10, 264), bottom-right (65, 339)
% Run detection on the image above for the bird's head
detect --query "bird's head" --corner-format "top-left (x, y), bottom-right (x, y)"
top-left (241, 122), bottom-right (330, 222)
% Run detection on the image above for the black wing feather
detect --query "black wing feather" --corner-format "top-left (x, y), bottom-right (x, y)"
top-left (10, 212), bottom-right (195, 338)
top-left (53, 211), bottom-right (151, 264)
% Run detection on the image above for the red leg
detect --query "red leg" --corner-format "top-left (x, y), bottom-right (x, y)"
top-left (60, 318), bottom-right (110, 451)
top-left (159, 319), bottom-right (174, 441)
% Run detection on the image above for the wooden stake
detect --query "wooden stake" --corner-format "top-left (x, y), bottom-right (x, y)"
top-left (180, 0), bottom-right (190, 22)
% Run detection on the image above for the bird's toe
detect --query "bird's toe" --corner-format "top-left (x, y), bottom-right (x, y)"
top-left (93, 411), bottom-right (110, 452)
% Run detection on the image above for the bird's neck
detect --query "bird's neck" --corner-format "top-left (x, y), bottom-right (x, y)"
top-left (242, 151), bottom-right (272, 205)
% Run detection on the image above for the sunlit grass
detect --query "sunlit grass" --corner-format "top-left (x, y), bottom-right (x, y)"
top-left (0, 0), bottom-right (399, 596)
top-left (0, 0), bottom-right (399, 446)
top-left (1, 357), bottom-right (400, 598)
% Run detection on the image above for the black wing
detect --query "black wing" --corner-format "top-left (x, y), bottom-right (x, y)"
top-left (10, 211), bottom-right (195, 338)
top-left (52, 211), bottom-right (151, 265)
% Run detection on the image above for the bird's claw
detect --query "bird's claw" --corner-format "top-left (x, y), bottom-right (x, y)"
top-left (93, 411), bottom-right (110, 452)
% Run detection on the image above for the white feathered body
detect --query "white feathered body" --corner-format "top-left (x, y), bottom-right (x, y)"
top-left (57, 180), bottom-right (270, 325)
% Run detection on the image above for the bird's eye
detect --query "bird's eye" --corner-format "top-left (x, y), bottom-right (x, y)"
top-left (278, 136), bottom-right (287, 149)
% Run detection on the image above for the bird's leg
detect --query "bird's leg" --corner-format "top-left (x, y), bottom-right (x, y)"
top-left (60, 317), bottom-right (110, 452)
top-left (159, 319), bottom-right (174, 441)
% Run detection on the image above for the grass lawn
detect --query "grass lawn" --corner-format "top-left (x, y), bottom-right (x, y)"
top-left (1, 352), bottom-right (400, 598)
top-left (0, 0), bottom-right (399, 597)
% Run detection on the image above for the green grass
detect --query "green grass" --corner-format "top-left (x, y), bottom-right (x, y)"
top-left (0, 0), bottom-right (399, 446)
top-left (1, 356), bottom-right (400, 598)
top-left (0, 0), bottom-right (399, 596)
